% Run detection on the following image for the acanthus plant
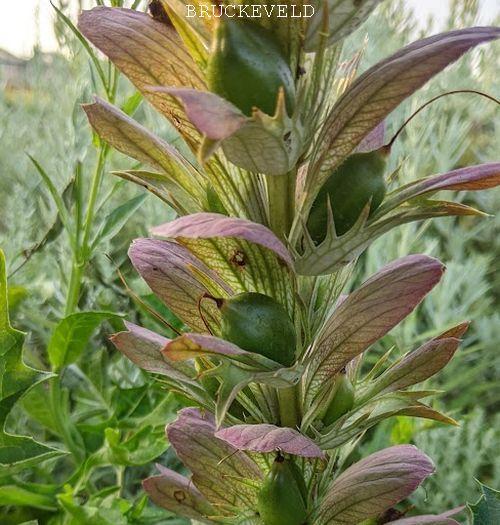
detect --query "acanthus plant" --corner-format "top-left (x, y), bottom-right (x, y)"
top-left (76, 2), bottom-right (500, 524)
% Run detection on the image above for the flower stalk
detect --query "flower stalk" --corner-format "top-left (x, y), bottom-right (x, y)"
top-left (75, 4), bottom-right (500, 523)
top-left (267, 169), bottom-right (296, 240)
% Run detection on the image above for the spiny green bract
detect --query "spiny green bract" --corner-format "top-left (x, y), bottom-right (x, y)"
top-left (307, 151), bottom-right (387, 242)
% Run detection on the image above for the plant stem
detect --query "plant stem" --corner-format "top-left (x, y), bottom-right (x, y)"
top-left (82, 147), bottom-right (107, 255)
top-left (278, 386), bottom-right (299, 428)
top-left (64, 147), bottom-right (107, 314)
top-left (65, 260), bottom-right (83, 316)
top-left (58, 136), bottom-right (108, 463)
top-left (268, 170), bottom-right (299, 426)
top-left (63, 63), bottom-right (117, 315)
top-left (267, 169), bottom-right (296, 240)
top-left (49, 376), bottom-right (84, 463)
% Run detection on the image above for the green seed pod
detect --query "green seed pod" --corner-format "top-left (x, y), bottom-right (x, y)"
top-left (323, 372), bottom-right (355, 426)
top-left (257, 455), bottom-right (308, 525)
top-left (206, 184), bottom-right (228, 215)
top-left (206, 18), bottom-right (296, 117)
top-left (307, 150), bottom-right (387, 242)
top-left (287, 458), bottom-right (308, 506)
top-left (218, 292), bottom-right (296, 367)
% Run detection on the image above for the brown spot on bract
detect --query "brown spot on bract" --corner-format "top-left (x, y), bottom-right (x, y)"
top-left (277, 257), bottom-right (288, 268)
top-left (173, 490), bottom-right (186, 503)
top-left (230, 250), bottom-right (247, 269)
top-left (149, 0), bottom-right (172, 26)
top-left (380, 509), bottom-right (405, 523)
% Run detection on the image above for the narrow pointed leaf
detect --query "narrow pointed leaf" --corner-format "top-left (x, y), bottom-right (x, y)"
top-left (129, 238), bottom-right (231, 333)
top-left (143, 466), bottom-right (216, 523)
top-left (395, 402), bottom-right (458, 426)
top-left (436, 322), bottom-right (470, 339)
top-left (215, 424), bottom-right (325, 458)
top-left (78, 7), bottom-right (205, 144)
top-left (390, 200), bottom-right (487, 223)
top-left (304, 27), bottom-right (500, 212)
top-left (167, 408), bottom-right (262, 511)
top-left (317, 445), bottom-right (435, 524)
top-left (304, 255), bottom-right (444, 407)
top-left (359, 392), bottom-right (458, 427)
top-left (318, 390), bottom-right (456, 450)
top-left (92, 194), bottom-right (147, 248)
top-left (151, 213), bottom-right (295, 316)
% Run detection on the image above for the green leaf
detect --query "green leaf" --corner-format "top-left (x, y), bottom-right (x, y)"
top-left (28, 155), bottom-right (73, 241)
top-left (91, 194), bottom-right (146, 249)
top-left (104, 425), bottom-right (168, 467)
top-left (0, 484), bottom-right (57, 511)
top-left (47, 311), bottom-right (122, 371)
top-left (468, 481), bottom-right (500, 525)
top-left (7, 286), bottom-right (27, 312)
top-left (0, 249), bottom-right (63, 471)
top-left (51, 0), bottom-right (108, 93)
top-left (120, 90), bottom-right (143, 117)
top-left (57, 485), bottom-right (131, 525)
top-left (21, 383), bottom-right (58, 433)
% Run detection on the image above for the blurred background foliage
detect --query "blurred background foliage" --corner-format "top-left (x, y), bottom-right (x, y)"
top-left (0, 0), bottom-right (498, 522)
